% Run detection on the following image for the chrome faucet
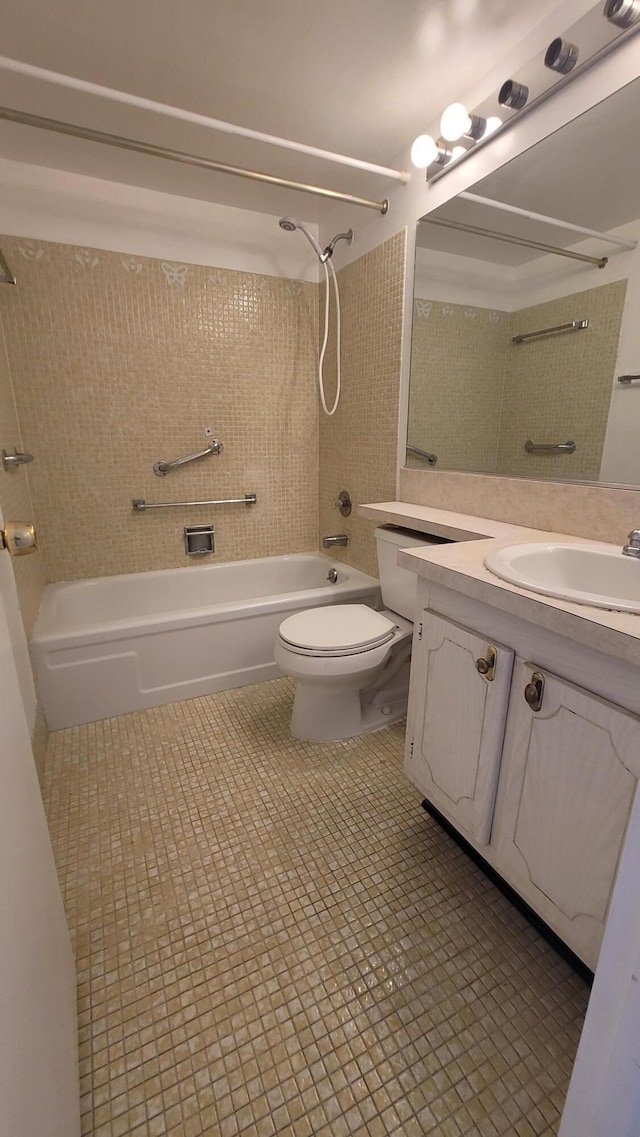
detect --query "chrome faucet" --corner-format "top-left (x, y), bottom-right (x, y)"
top-left (322, 534), bottom-right (349, 548)
top-left (622, 530), bottom-right (640, 558)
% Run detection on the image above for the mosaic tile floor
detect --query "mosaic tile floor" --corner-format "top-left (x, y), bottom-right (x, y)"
top-left (42, 678), bottom-right (589, 1137)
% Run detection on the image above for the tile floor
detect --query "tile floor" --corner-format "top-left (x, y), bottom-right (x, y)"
top-left (42, 678), bottom-right (590, 1137)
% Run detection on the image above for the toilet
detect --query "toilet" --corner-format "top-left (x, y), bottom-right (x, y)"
top-left (274, 526), bottom-right (444, 741)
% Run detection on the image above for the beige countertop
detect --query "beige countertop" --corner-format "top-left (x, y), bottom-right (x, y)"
top-left (359, 501), bottom-right (640, 669)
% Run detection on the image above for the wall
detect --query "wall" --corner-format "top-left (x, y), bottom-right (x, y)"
top-left (409, 281), bottom-right (626, 481)
top-left (409, 298), bottom-right (508, 474)
top-left (400, 467), bottom-right (640, 546)
top-left (0, 235), bottom-right (319, 581)
top-left (319, 231), bottom-right (406, 577)
top-left (0, 322), bottom-right (47, 632)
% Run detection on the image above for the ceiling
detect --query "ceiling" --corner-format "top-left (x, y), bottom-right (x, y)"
top-left (0, 0), bottom-right (585, 221)
top-left (417, 77), bottom-right (640, 265)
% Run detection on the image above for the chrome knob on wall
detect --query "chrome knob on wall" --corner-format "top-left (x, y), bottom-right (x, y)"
top-left (334, 490), bottom-right (352, 517)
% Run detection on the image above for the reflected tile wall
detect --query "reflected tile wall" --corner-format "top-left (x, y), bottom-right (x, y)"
top-left (319, 232), bottom-right (406, 577)
top-left (409, 300), bottom-right (508, 474)
top-left (409, 281), bottom-right (627, 482)
top-left (0, 238), bottom-right (319, 582)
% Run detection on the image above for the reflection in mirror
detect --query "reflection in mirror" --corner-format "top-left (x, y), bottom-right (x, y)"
top-left (408, 78), bottom-right (640, 489)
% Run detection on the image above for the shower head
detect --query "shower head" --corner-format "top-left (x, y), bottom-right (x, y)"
top-left (278, 217), bottom-right (324, 260)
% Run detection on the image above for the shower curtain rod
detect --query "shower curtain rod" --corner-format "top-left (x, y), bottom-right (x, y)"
top-left (0, 56), bottom-right (408, 183)
top-left (459, 192), bottom-right (638, 251)
top-left (422, 216), bottom-right (608, 268)
top-left (0, 106), bottom-right (389, 214)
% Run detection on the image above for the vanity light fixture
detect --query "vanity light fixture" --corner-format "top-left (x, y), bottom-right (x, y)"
top-left (544, 36), bottom-right (579, 73)
top-left (412, 0), bottom-right (640, 179)
top-left (498, 79), bottom-right (529, 110)
top-left (410, 134), bottom-right (453, 168)
top-left (410, 133), bottom-right (439, 168)
top-left (603, 0), bottom-right (640, 27)
top-left (440, 102), bottom-right (488, 141)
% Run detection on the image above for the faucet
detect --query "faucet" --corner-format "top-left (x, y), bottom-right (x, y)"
top-left (622, 530), bottom-right (640, 558)
top-left (322, 534), bottom-right (349, 548)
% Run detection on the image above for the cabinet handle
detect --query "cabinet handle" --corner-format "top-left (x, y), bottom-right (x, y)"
top-left (524, 671), bottom-right (545, 712)
top-left (475, 646), bottom-right (497, 682)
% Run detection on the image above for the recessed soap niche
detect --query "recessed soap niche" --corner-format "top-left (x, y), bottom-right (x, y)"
top-left (184, 525), bottom-right (215, 556)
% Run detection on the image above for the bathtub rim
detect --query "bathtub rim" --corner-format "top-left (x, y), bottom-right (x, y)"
top-left (31, 552), bottom-right (381, 649)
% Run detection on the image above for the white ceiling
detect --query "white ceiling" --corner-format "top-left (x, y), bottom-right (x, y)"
top-left (417, 77), bottom-right (640, 265)
top-left (0, 0), bottom-right (587, 221)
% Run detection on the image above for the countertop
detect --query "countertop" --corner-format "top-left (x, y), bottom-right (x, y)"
top-left (359, 501), bottom-right (640, 669)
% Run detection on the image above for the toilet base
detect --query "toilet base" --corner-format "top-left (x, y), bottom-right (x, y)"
top-left (290, 661), bottom-right (410, 742)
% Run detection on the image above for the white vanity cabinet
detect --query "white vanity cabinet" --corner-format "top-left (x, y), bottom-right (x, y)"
top-left (405, 587), bottom-right (640, 971)
top-left (406, 613), bottom-right (514, 845)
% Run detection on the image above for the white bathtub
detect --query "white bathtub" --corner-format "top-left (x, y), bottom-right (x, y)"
top-left (32, 554), bottom-right (380, 730)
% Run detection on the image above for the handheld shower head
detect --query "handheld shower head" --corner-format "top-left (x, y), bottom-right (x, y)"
top-left (279, 217), bottom-right (298, 232)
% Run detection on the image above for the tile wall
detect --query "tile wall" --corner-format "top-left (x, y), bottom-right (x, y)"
top-left (0, 319), bottom-right (47, 635)
top-left (319, 231), bottom-right (406, 577)
top-left (409, 300), bottom-right (508, 474)
top-left (0, 237), bottom-right (319, 582)
top-left (408, 281), bottom-right (627, 482)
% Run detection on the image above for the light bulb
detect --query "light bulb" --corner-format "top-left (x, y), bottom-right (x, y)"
top-left (440, 103), bottom-right (472, 142)
top-left (410, 133), bottom-right (439, 169)
top-left (484, 116), bottom-right (502, 136)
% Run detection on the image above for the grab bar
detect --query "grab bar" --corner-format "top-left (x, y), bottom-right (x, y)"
top-left (512, 320), bottom-right (588, 344)
top-left (618, 375), bottom-right (640, 385)
top-left (524, 440), bottom-right (576, 454)
top-left (407, 444), bottom-right (437, 465)
top-left (153, 437), bottom-right (223, 476)
top-left (133, 493), bottom-right (257, 511)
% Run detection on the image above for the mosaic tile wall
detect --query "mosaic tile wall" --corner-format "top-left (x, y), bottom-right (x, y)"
top-left (0, 237), bottom-right (319, 582)
top-left (0, 319), bottom-right (47, 634)
top-left (409, 300), bottom-right (509, 475)
top-left (319, 231), bottom-right (406, 578)
top-left (497, 281), bottom-right (627, 480)
top-left (408, 280), bottom-right (627, 482)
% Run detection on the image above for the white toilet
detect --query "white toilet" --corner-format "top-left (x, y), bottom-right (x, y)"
top-left (274, 526), bottom-right (443, 741)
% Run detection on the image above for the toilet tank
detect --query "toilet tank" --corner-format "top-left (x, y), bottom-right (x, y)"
top-left (374, 526), bottom-right (449, 621)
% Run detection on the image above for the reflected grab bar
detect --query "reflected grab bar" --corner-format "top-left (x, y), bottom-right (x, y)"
top-left (407, 444), bottom-right (437, 465)
top-left (153, 437), bottom-right (223, 476)
top-left (133, 493), bottom-right (257, 511)
top-left (512, 320), bottom-right (588, 344)
top-left (524, 440), bottom-right (576, 454)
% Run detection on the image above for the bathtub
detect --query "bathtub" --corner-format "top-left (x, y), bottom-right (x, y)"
top-left (31, 553), bottom-right (380, 730)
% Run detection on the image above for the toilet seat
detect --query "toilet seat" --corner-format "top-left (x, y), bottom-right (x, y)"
top-left (278, 604), bottom-right (396, 658)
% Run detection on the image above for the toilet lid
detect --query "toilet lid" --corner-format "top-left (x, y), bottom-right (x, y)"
top-left (279, 605), bottom-right (395, 654)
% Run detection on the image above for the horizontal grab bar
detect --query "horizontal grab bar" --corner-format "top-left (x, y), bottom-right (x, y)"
top-left (512, 320), bottom-right (589, 344)
top-left (407, 444), bottom-right (437, 465)
top-left (618, 374), bottom-right (640, 385)
top-left (524, 440), bottom-right (576, 454)
top-left (133, 493), bottom-right (257, 511)
top-left (154, 437), bottom-right (223, 476)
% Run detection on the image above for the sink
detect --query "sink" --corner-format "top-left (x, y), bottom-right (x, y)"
top-left (484, 542), bottom-right (640, 613)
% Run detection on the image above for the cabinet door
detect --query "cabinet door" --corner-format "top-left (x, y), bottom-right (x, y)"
top-left (407, 612), bottom-right (514, 844)
top-left (496, 660), bottom-right (640, 970)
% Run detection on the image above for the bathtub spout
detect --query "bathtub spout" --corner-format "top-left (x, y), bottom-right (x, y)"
top-left (322, 534), bottom-right (349, 548)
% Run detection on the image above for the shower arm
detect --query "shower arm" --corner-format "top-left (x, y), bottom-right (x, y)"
top-left (153, 438), bottom-right (223, 477)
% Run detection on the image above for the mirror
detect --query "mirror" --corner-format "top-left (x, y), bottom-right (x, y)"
top-left (407, 78), bottom-right (640, 488)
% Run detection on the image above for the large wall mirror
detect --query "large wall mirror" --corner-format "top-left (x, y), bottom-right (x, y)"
top-left (407, 78), bottom-right (640, 488)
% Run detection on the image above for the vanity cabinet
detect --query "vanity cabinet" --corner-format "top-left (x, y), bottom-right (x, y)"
top-left (408, 613), bottom-right (514, 844)
top-left (406, 598), bottom-right (640, 970)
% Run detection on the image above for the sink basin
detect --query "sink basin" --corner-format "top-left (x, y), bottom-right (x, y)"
top-left (484, 542), bottom-right (640, 613)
